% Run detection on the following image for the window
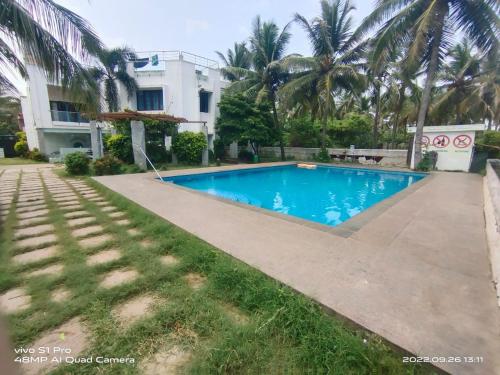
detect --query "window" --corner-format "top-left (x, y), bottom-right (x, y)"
top-left (137, 89), bottom-right (163, 111)
top-left (49, 101), bottom-right (88, 123)
top-left (200, 91), bottom-right (211, 113)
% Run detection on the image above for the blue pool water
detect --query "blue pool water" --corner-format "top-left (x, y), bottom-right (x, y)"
top-left (163, 165), bottom-right (426, 227)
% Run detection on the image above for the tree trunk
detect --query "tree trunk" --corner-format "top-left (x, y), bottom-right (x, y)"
top-left (391, 86), bottom-right (406, 148)
top-left (270, 97), bottom-right (285, 161)
top-left (373, 82), bottom-right (381, 147)
top-left (413, 10), bottom-right (446, 167)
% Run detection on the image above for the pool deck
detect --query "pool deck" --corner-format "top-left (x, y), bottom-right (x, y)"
top-left (94, 162), bottom-right (500, 375)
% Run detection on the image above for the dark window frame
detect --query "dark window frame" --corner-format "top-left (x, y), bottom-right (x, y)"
top-left (137, 89), bottom-right (164, 111)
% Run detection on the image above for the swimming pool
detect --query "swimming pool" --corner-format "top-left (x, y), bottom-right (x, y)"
top-left (163, 165), bottom-right (426, 227)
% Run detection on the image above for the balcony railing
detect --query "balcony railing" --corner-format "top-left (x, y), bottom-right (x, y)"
top-left (50, 110), bottom-right (89, 124)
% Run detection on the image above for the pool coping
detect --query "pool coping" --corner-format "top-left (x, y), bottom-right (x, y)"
top-left (154, 162), bottom-right (432, 238)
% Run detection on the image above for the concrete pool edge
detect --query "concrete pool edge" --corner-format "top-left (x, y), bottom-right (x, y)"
top-left (155, 162), bottom-right (431, 238)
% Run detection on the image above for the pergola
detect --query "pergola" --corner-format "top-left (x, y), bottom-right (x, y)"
top-left (88, 109), bottom-right (209, 169)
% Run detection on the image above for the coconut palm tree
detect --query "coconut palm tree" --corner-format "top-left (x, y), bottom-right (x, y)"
top-left (90, 47), bottom-right (138, 112)
top-left (430, 39), bottom-right (481, 124)
top-left (0, 0), bottom-right (101, 102)
top-left (279, 0), bottom-right (366, 148)
top-left (216, 42), bottom-right (252, 81)
top-left (356, 0), bottom-right (499, 166)
top-left (223, 16), bottom-right (292, 160)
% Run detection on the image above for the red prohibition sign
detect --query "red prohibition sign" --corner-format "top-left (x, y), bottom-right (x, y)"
top-left (453, 134), bottom-right (472, 148)
top-left (421, 135), bottom-right (430, 146)
top-left (432, 135), bottom-right (450, 148)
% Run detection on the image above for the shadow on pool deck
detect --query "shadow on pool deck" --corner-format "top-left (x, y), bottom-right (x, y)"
top-left (94, 162), bottom-right (500, 375)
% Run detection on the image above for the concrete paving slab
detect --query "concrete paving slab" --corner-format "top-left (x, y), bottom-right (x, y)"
top-left (26, 263), bottom-right (63, 278)
top-left (67, 216), bottom-right (96, 228)
top-left (112, 294), bottom-right (157, 327)
top-left (100, 268), bottom-right (139, 288)
top-left (15, 233), bottom-right (57, 249)
top-left (94, 164), bottom-right (500, 375)
top-left (72, 224), bottom-right (103, 238)
top-left (17, 208), bottom-right (49, 219)
top-left (78, 234), bottom-right (113, 249)
top-left (86, 249), bottom-right (121, 266)
top-left (0, 287), bottom-right (31, 314)
top-left (14, 223), bottom-right (54, 239)
top-left (12, 246), bottom-right (58, 265)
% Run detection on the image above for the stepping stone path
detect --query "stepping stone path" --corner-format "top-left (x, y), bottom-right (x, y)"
top-left (14, 223), bottom-right (54, 239)
top-left (100, 268), bottom-right (139, 289)
top-left (109, 211), bottom-right (126, 218)
top-left (64, 210), bottom-right (89, 219)
top-left (51, 287), bottom-right (71, 303)
top-left (140, 239), bottom-right (153, 248)
top-left (72, 224), bottom-right (104, 238)
top-left (0, 287), bottom-right (31, 314)
top-left (184, 273), bottom-right (207, 290)
top-left (139, 346), bottom-right (192, 375)
top-left (17, 208), bottom-right (49, 220)
top-left (127, 228), bottom-right (141, 236)
top-left (15, 233), bottom-right (57, 250)
top-left (78, 234), bottom-right (113, 249)
top-left (101, 205), bottom-right (117, 212)
top-left (21, 317), bottom-right (89, 375)
top-left (12, 246), bottom-right (58, 265)
top-left (87, 249), bottom-right (121, 266)
top-left (116, 219), bottom-right (131, 226)
top-left (26, 263), bottom-right (63, 278)
top-left (221, 303), bottom-right (249, 325)
top-left (160, 255), bottom-right (179, 266)
top-left (67, 216), bottom-right (96, 228)
top-left (16, 216), bottom-right (48, 227)
top-left (112, 294), bottom-right (157, 327)
top-left (16, 203), bottom-right (47, 213)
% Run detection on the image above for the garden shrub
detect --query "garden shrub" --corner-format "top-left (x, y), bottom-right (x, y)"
top-left (314, 147), bottom-right (331, 163)
top-left (28, 148), bottom-right (47, 162)
top-left (416, 151), bottom-right (437, 171)
top-left (213, 139), bottom-right (226, 160)
top-left (238, 149), bottom-right (254, 163)
top-left (14, 131), bottom-right (29, 157)
top-left (93, 155), bottom-right (122, 176)
top-left (476, 131), bottom-right (500, 158)
top-left (146, 141), bottom-right (170, 163)
top-left (64, 152), bottom-right (90, 175)
top-left (172, 131), bottom-right (207, 164)
top-left (106, 134), bottom-right (133, 163)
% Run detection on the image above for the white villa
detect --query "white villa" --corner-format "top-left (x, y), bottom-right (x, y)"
top-left (20, 51), bottom-right (227, 160)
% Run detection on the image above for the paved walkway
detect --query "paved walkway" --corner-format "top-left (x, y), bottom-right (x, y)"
top-left (95, 164), bottom-right (500, 375)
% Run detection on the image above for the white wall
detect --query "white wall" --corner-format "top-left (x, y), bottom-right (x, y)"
top-left (409, 125), bottom-right (485, 172)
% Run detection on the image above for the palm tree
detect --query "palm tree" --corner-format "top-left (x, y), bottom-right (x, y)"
top-left (356, 0), bottom-right (499, 166)
top-left (0, 0), bottom-right (101, 103)
top-left (223, 16), bottom-right (292, 160)
top-left (90, 47), bottom-right (138, 112)
top-left (280, 0), bottom-right (366, 148)
top-left (216, 42), bottom-right (252, 81)
top-left (430, 39), bottom-right (481, 124)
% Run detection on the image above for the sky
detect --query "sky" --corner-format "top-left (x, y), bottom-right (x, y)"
top-left (10, 0), bottom-right (376, 94)
top-left (57, 0), bottom-right (375, 57)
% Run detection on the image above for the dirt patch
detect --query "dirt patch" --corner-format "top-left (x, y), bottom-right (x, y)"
top-left (184, 273), bottom-right (207, 291)
top-left (12, 245), bottom-right (58, 265)
top-left (51, 287), bottom-right (71, 303)
top-left (140, 239), bottom-right (154, 248)
top-left (112, 294), bottom-right (158, 327)
top-left (0, 287), bottom-right (31, 314)
top-left (160, 255), bottom-right (179, 267)
top-left (78, 234), bottom-right (113, 249)
top-left (139, 345), bottom-right (192, 375)
top-left (100, 268), bottom-right (139, 289)
top-left (72, 224), bottom-right (104, 238)
top-left (21, 317), bottom-right (89, 375)
top-left (86, 249), bottom-right (121, 266)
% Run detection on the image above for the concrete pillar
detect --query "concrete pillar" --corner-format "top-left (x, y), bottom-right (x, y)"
top-left (131, 120), bottom-right (147, 170)
top-left (229, 141), bottom-right (238, 159)
top-left (171, 153), bottom-right (178, 165)
top-left (90, 121), bottom-right (102, 160)
top-left (201, 124), bottom-right (209, 166)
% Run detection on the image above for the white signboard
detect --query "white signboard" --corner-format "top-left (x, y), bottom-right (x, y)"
top-left (408, 124), bottom-right (486, 172)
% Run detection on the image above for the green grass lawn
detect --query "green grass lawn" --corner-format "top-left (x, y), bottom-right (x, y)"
top-left (0, 157), bottom-right (45, 166)
top-left (0, 170), bottom-right (433, 374)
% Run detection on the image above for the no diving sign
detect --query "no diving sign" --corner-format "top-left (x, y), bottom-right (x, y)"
top-left (453, 134), bottom-right (472, 148)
